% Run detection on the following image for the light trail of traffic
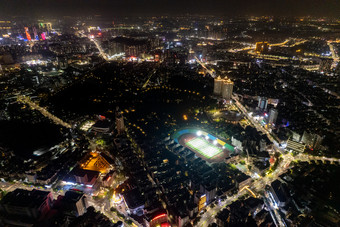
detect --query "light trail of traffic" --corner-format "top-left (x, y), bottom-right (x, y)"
top-left (90, 38), bottom-right (109, 61)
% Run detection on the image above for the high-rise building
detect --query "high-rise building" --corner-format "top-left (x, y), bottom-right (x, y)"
top-left (188, 47), bottom-right (195, 63)
top-left (61, 190), bottom-right (88, 217)
top-left (214, 77), bottom-right (233, 99)
top-left (268, 109), bottom-right (278, 125)
top-left (260, 139), bottom-right (267, 151)
top-left (0, 189), bottom-right (53, 225)
top-left (116, 107), bottom-right (125, 134)
top-left (221, 79), bottom-right (234, 100)
top-left (24, 27), bottom-right (32, 41)
top-left (39, 22), bottom-right (52, 32)
top-left (57, 56), bottom-right (68, 69)
top-left (0, 20), bottom-right (11, 37)
top-left (319, 58), bottom-right (333, 73)
top-left (255, 42), bottom-right (269, 53)
top-left (213, 76), bottom-right (223, 95)
top-left (258, 97), bottom-right (268, 110)
top-left (301, 131), bottom-right (324, 149)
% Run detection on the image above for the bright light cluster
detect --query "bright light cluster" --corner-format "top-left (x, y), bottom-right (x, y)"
top-left (186, 137), bottom-right (222, 158)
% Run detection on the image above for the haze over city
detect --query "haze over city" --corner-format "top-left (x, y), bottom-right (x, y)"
top-left (0, 1), bottom-right (339, 227)
top-left (1, 0), bottom-right (340, 16)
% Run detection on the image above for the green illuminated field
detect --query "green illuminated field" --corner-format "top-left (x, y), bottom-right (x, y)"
top-left (185, 137), bottom-right (222, 158)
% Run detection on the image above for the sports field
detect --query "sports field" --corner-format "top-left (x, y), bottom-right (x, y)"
top-left (185, 137), bottom-right (223, 158)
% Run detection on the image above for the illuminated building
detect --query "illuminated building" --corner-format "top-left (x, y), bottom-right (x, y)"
top-left (63, 167), bottom-right (100, 188)
top-left (319, 58), bottom-right (333, 72)
top-left (108, 41), bottom-right (124, 56)
top-left (177, 213), bottom-right (190, 227)
top-left (112, 191), bottom-right (123, 204)
top-left (41, 32), bottom-right (46, 40)
top-left (33, 27), bottom-right (38, 40)
top-left (213, 76), bottom-right (223, 95)
top-left (122, 188), bottom-right (144, 215)
top-left (24, 27), bottom-right (32, 41)
top-left (144, 210), bottom-right (170, 227)
top-left (286, 139), bottom-right (305, 153)
top-left (221, 79), bottom-right (234, 100)
top-left (116, 107), bottom-right (125, 134)
top-left (39, 22), bottom-right (52, 31)
top-left (0, 54), bottom-right (20, 72)
top-left (269, 180), bottom-right (289, 208)
top-left (57, 56), bottom-right (68, 69)
top-left (201, 184), bottom-right (217, 204)
top-left (188, 47), bottom-right (195, 63)
top-left (0, 20), bottom-right (11, 36)
top-left (301, 131), bottom-right (324, 149)
top-left (61, 190), bottom-right (88, 217)
top-left (214, 76), bottom-right (234, 100)
top-left (197, 194), bottom-right (206, 212)
top-left (268, 109), bottom-right (278, 125)
top-left (258, 97), bottom-right (268, 110)
top-left (0, 189), bottom-right (53, 225)
top-left (108, 37), bottom-right (148, 57)
top-left (91, 118), bottom-right (113, 134)
top-left (255, 42), bottom-right (269, 53)
top-left (80, 152), bottom-right (113, 174)
top-left (102, 170), bottom-right (116, 187)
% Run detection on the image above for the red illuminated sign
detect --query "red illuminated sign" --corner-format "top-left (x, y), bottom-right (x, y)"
top-left (152, 214), bottom-right (166, 222)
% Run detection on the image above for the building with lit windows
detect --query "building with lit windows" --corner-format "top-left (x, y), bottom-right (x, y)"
top-left (196, 194), bottom-right (206, 212)
top-left (0, 20), bottom-right (11, 37)
top-left (123, 188), bottom-right (145, 215)
top-left (91, 118), bottom-right (113, 134)
top-left (268, 108), bottom-right (278, 125)
top-left (80, 151), bottom-right (113, 174)
top-left (286, 139), bottom-right (305, 153)
top-left (319, 58), bottom-right (333, 72)
top-left (116, 107), bottom-right (125, 134)
top-left (102, 170), bottom-right (116, 187)
top-left (255, 42), bottom-right (269, 53)
top-left (144, 211), bottom-right (170, 227)
top-left (60, 190), bottom-right (88, 217)
top-left (214, 77), bottom-right (234, 100)
top-left (213, 76), bottom-right (223, 95)
top-left (301, 131), bottom-right (324, 149)
top-left (0, 189), bottom-right (53, 226)
top-left (39, 22), bottom-right (52, 32)
top-left (221, 79), bottom-right (234, 100)
top-left (258, 97), bottom-right (268, 110)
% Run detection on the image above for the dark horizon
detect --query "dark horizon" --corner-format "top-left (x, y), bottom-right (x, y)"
top-left (1, 0), bottom-right (340, 18)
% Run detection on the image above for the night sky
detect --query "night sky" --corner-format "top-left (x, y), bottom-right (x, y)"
top-left (0, 0), bottom-right (340, 17)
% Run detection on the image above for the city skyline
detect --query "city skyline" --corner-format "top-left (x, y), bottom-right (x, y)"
top-left (0, 5), bottom-right (339, 227)
top-left (1, 0), bottom-right (340, 17)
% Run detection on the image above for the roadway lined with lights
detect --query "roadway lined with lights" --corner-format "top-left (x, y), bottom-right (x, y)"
top-left (197, 92), bottom-right (340, 226)
top-left (17, 95), bottom-right (72, 128)
top-left (90, 37), bottom-right (109, 61)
